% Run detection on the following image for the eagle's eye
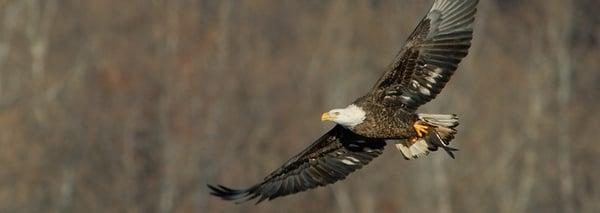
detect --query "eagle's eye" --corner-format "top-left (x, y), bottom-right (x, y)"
top-left (333, 111), bottom-right (340, 116)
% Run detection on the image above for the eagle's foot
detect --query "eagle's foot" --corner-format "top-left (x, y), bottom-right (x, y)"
top-left (413, 122), bottom-right (429, 138)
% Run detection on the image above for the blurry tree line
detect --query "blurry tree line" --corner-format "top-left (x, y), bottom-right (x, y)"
top-left (0, 0), bottom-right (598, 212)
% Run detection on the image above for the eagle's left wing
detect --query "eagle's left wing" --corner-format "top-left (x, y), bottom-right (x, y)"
top-left (208, 125), bottom-right (386, 203)
top-left (371, 0), bottom-right (478, 111)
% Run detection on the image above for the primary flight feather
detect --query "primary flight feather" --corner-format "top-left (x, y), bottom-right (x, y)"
top-left (209, 0), bottom-right (478, 203)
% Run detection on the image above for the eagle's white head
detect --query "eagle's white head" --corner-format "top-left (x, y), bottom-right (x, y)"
top-left (321, 104), bottom-right (366, 128)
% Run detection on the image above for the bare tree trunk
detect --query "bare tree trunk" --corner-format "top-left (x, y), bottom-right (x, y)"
top-left (25, 0), bottom-right (57, 81)
top-left (333, 185), bottom-right (356, 213)
top-left (514, 27), bottom-right (547, 213)
top-left (159, 1), bottom-right (181, 212)
top-left (547, 1), bottom-right (575, 212)
top-left (433, 156), bottom-right (452, 213)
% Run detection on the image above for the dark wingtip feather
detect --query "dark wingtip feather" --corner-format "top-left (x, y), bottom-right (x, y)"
top-left (207, 184), bottom-right (221, 196)
top-left (207, 184), bottom-right (256, 202)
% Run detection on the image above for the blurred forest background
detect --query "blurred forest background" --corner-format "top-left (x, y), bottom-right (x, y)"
top-left (0, 0), bottom-right (599, 212)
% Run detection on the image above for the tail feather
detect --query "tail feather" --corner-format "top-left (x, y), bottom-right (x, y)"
top-left (396, 113), bottom-right (459, 160)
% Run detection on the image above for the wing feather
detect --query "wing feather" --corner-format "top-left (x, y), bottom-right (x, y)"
top-left (371, 0), bottom-right (478, 110)
top-left (208, 125), bottom-right (386, 203)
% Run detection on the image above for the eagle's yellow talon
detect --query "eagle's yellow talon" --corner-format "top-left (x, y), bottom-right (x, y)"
top-left (413, 123), bottom-right (429, 137)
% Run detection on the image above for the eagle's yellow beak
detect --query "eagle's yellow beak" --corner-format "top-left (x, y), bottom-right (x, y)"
top-left (321, 112), bottom-right (334, 121)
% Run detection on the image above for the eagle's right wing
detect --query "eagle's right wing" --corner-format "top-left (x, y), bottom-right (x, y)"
top-left (371, 0), bottom-right (478, 111)
top-left (208, 125), bottom-right (386, 203)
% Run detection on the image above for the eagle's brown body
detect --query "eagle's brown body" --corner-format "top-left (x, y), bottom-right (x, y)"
top-left (351, 96), bottom-right (417, 139)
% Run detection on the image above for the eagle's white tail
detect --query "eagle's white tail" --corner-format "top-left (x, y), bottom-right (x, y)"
top-left (395, 114), bottom-right (459, 160)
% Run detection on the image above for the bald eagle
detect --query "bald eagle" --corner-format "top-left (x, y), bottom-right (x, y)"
top-left (209, 0), bottom-right (478, 203)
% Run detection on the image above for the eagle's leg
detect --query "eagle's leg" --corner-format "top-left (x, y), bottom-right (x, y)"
top-left (413, 121), bottom-right (429, 138)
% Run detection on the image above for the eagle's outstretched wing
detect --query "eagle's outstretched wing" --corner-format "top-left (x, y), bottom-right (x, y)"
top-left (371, 0), bottom-right (478, 111)
top-left (208, 125), bottom-right (386, 203)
